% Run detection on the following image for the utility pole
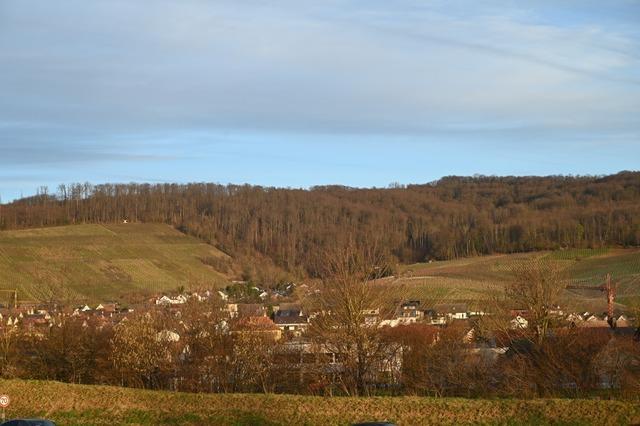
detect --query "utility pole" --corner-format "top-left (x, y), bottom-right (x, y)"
top-left (604, 273), bottom-right (617, 328)
top-left (566, 273), bottom-right (617, 329)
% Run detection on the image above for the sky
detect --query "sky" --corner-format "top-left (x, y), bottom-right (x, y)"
top-left (1, 0), bottom-right (639, 201)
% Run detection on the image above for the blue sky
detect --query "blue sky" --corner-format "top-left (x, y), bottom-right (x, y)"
top-left (1, 0), bottom-right (639, 201)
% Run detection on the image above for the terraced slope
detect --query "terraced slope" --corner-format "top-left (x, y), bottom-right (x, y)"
top-left (0, 223), bottom-right (230, 303)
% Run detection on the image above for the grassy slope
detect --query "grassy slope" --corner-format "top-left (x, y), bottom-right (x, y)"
top-left (0, 224), bottom-right (230, 303)
top-left (395, 248), bottom-right (640, 311)
top-left (0, 379), bottom-right (638, 426)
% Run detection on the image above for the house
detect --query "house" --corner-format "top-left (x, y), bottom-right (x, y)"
top-left (462, 326), bottom-right (476, 344)
top-left (232, 316), bottom-right (282, 341)
top-left (226, 303), bottom-right (239, 318)
top-left (155, 294), bottom-right (189, 305)
top-left (276, 340), bottom-right (403, 388)
top-left (236, 303), bottom-right (267, 318)
top-left (468, 309), bottom-right (487, 317)
top-left (273, 306), bottom-right (309, 337)
top-left (102, 303), bottom-right (118, 314)
top-left (38, 310), bottom-right (52, 320)
top-left (581, 314), bottom-right (610, 328)
top-left (424, 309), bottom-right (447, 325)
top-left (362, 308), bottom-right (380, 326)
top-left (396, 300), bottom-right (423, 324)
top-left (566, 313), bottom-right (583, 325)
top-left (272, 283), bottom-right (296, 298)
top-left (510, 315), bottom-right (529, 329)
top-left (614, 315), bottom-right (631, 328)
top-left (22, 313), bottom-right (48, 326)
top-left (432, 303), bottom-right (468, 321)
top-left (155, 296), bottom-right (172, 305)
top-left (549, 305), bottom-right (564, 316)
top-left (379, 318), bottom-right (401, 328)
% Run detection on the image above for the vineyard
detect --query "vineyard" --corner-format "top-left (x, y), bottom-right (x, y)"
top-left (395, 248), bottom-right (640, 311)
top-left (0, 224), bottom-right (230, 303)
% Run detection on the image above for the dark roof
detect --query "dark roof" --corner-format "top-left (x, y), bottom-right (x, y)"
top-left (274, 308), bottom-right (308, 325)
top-left (275, 309), bottom-right (302, 318)
top-left (274, 315), bottom-right (309, 325)
top-left (432, 303), bottom-right (468, 314)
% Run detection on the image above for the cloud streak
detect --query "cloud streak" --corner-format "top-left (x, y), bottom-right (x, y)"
top-left (0, 0), bottom-right (638, 200)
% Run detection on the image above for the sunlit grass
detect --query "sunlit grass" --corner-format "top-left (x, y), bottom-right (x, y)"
top-left (0, 379), bottom-right (638, 426)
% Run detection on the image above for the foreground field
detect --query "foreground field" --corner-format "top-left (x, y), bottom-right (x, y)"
top-left (0, 224), bottom-right (230, 303)
top-left (0, 379), bottom-right (638, 426)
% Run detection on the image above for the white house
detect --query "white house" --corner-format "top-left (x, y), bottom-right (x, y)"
top-left (510, 315), bottom-right (528, 329)
top-left (155, 295), bottom-right (188, 305)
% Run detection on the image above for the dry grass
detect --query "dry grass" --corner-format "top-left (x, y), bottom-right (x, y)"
top-left (0, 379), bottom-right (638, 425)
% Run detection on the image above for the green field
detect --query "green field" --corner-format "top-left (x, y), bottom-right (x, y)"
top-left (395, 248), bottom-right (640, 312)
top-left (0, 379), bottom-right (638, 425)
top-left (0, 224), bottom-right (230, 303)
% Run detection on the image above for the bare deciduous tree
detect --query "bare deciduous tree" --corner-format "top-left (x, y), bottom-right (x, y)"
top-left (110, 312), bottom-right (173, 389)
top-left (505, 257), bottom-right (566, 345)
top-left (307, 240), bottom-right (399, 396)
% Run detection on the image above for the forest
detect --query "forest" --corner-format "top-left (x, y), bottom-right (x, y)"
top-left (0, 172), bottom-right (638, 277)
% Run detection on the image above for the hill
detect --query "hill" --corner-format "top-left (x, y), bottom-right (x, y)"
top-left (1, 172), bottom-right (639, 276)
top-left (0, 379), bottom-right (638, 425)
top-left (392, 248), bottom-right (640, 312)
top-left (0, 223), bottom-right (230, 304)
top-left (1, 222), bottom-right (638, 309)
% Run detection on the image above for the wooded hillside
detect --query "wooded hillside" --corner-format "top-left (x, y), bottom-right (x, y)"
top-left (1, 172), bottom-right (638, 276)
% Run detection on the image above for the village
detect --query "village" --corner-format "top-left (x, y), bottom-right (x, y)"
top-left (1, 281), bottom-right (637, 391)
top-left (2, 275), bottom-right (637, 333)
top-left (2, 286), bottom-right (635, 336)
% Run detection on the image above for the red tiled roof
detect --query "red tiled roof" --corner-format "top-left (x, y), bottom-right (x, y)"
top-left (235, 316), bottom-right (279, 331)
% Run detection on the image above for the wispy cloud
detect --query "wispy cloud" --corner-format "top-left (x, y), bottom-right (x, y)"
top-left (0, 0), bottom-right (638, 200)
